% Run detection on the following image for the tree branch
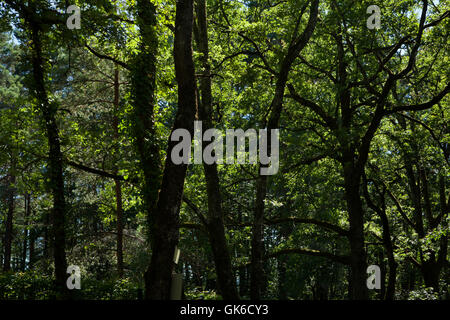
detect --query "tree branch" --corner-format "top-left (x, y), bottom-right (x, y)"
top-left (267, 248), bottom-right (350, 265)
top-left (85, 44), bottom-right (130, 70)
top-left (265, 217), bottom-right (349, 237)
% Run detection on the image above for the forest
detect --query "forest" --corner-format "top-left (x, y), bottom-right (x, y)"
top-left (0, 0), bottom-right (449, 301)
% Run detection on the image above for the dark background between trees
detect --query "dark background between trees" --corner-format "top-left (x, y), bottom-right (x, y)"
top-left (0, 0), bottom-right (448, 300)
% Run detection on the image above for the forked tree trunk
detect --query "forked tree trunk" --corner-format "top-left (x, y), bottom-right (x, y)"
top-left (250, 0), bottom-right (319, 299)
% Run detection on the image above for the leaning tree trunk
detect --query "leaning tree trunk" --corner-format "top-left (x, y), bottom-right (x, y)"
top-left (145, 0), bottom-right (197, 299)
top-left (194, 0), bottom-right (239, 300)
top-left (30, 22), bottom-right (67, 296)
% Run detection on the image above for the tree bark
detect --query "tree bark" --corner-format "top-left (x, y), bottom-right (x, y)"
top-left (29, 224), bottom-right (35, 269)
top-left (343, 165), bottom-right (368, 300)
top-left (29, 21), bottom-right (67, 296)
top-left (145, 0), bottom-right (197, 299)
top-left (3, 173), bottom-right (15, 272)
top-left (22, 193), bottom-right (31, 271)
top-left (113, 65), bottom-right (124, 278)
top-left (362, 177), bottom-right (397, 300)
top-left (194, 0), bottom-right (239, 300)
top-left (130, 0), bottom-right (162, 244)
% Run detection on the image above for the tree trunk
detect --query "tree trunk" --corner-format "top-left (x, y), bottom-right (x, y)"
top-left (239, 266), bottom-right (249, 297)
top-left (30, 21), bottom-right (67, 296)
top-left (379, 202), bottom-right (397, 300)
top-left (421, 259), bottom-right (440, 291)
top-left (113, 65), bottom-right (124, 278)
top-left (251, 176), bottom-right (267, 299)
top-left (3, 173), bottom-right (15, 272)
top-left (22, 193), bottom-right (31, 271)
top-left (194, 0), bottom-right (239, 300)
top-left (130, 0), bottom-right (162, 245)
top-left (29, 225), bottom-right (35, 269)
top-left (277, 255), bottom-right (288, 300)
top-left (43, 210), bottom-right (49, 260)
top-left (250, 0), bottom-right (319, 299)
top-left (343, 166), bottom-right (368, 300)
top-left (114, 179), bottom-right (124, 277)
top-left (145, 0), bottom-right (197, 299)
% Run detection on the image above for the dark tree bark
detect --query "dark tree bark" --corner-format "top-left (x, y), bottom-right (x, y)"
top-left (130, 0), bottom-right (162, 244)
top-left (193, 0), bottom-right (239, 300)
top-left (145, 0), bottom-right (197, 299)
top-left (239, 266), bottom-right (249, 297)
top-left (3, 173), bottom-right (15, 272)
top-left (378, 205), bottom-right (397, 300)
top-left (251, 0), bottom-right (319, 299)
top-left (114, 179), bottom-right (124, 277)
top-left (343, 166), bottom-right (368, 300)
top-left (113, 65), bottom-right (124, 278)
top-left (22, 193), bottom-right (31, 271)
top-left (29, 20), bottom-right (67, 297)
top-left (43, 210), bottom-right (49, 260)
top-left (277, 255), bottom-right (288, 300)
top-left (29, 224), bottom-right (35, 269)
top-left (363, 176), bottom-right (397, 300)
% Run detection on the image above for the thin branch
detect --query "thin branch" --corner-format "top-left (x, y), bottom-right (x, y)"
top-left (182, 196), bottom-right (208, 227)
top-left (85, 44), bottom-right (130, 70)
top-left (287, 84), bottom-right (337, 129)
top-left (66, 160), bottom-right (127, 181)
top-left (388, 83), bottom-right (450, 114)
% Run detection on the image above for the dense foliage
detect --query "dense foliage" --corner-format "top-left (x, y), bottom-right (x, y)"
top-left (0, 0), bottom-right (448, 300)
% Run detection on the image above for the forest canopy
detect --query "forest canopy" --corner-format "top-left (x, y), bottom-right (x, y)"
top-left (0, 0), bottom-right (449, 301)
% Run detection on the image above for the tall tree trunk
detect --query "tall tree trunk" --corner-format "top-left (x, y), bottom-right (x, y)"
top-left (22, 193), bottom-right (31, 271)
top-left (145, 0), bottom-right (197, 299)
top-left (379, 201), bottom-right (397, 300)
top-left (250, 0), bottom-right (319, 299)
top-left (114, 179), bottom-right (124, 277)
top-left (29, 225), bottom-right (35, 269)
top-left (239, 266), bottom-right (249, 297)
top-left (130, 0), bottom-right (162, 245)
top-left (277, 255), bottom-right (288, 300)
top-left (43, 211), bottom-right (49, 260)
top-left (363, 178), bottom-right (397, 300)
top-left (30, 21), bottom-right (67, 296)
top-left (420, 258), bottom-right (440, 290)
top-left (3, 173), bottom-right (15, 272)
top-left (113, 65), bottom-right (124, 278)
top-left (343, 164), bottom-right (368, 300)
top-left (251, 176), bottom-right (267, 299)
top-left (193, 0), bottom-right (239, 300)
